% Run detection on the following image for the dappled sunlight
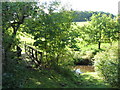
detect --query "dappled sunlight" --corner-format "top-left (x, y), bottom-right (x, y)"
top-left (79, 72), bottom-right (111, 88)
top-left (2, 1), bottom-right (119, 88)
top-left (28, 78), bottom-right (42, 85)
top-left (36, 81), bottom-right (42, 85)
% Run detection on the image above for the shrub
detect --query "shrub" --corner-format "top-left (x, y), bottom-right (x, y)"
top-left (51, 64), bottom-right (75, 78)
top-left (94, 45), bottom-right (119, 87)
top-left (73, 50), bottom-right (97, 65)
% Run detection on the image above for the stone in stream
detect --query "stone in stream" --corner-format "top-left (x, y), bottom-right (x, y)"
top-left (72, 69), bottom-right (83, 75)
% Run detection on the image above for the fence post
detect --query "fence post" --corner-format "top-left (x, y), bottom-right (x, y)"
top-left (32, 49), bottom-right (34, 58)
top-left (24, 41), bottom-right (26, 53)
top-left (29, 47), bottom-right (31, 56)
top-left (35, 50), bottom-right (38, 61)
top-left (40, 52), bottom-right (42, 64)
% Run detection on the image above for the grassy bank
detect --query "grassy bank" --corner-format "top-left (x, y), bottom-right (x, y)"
top-left (2, 52), bottom-right (112, 88)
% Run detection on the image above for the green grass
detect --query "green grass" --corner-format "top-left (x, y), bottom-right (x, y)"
top-left (76, 41), bottom-right (118, 52)
top-left (3, 53), bottom-right (113, 88)
top-left (21, 70), bottom-right (112, 88)
top-left (79, 72), bottom-right (111, 88)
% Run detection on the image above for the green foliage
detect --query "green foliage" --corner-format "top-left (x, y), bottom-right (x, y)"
top-left (2, 51), bottom-right (24, 88)
top-left (73, 49), bottom-right (99, 65)
top-left (73, 11), bottom-right (115, 22)
top-left (24, 1), bottom-right (77, 65)
top-left (71, 42), bottom-right (114, 65)
top-left (94, 45), bottom-right (119, 87)
top-left (2, 1), bottom-right (119, 89)
top-left (2, 2), bottom-right (38, 51)
top-left (78, 14), bottom-right (119, 49)
top-left (51, 64), bottom-right (75, 77)
top-left (89, 14), bottom-right (118, 42)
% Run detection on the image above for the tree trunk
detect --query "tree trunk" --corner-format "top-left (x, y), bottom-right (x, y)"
top-left (109, 39), bottom-right (112, 46)
top-left (98, 41), bottom-right (101, 49)
top-left (110, 42), bottom-right (112, 46)
top-left (56, 54), bottom-right (59, 65)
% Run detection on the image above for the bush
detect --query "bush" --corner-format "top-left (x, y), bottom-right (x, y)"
top-left (51, 64), bottom-right (75, 78)
top-left (94, 45), bottom-right (119, 87)
top-left (73, 49), bottom-right (101, 65)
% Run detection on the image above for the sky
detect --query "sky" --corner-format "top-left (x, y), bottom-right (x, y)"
top-left (40, 0), bottom-right (120, 15)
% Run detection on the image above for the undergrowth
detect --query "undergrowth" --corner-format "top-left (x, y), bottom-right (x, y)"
top-left (2, 50), bottom-right (114, 88)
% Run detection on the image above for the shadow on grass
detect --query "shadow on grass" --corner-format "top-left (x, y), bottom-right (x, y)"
top-left (2, 52), bottom-right (113, 88)
top-left (78, 72), bottom-right (112, 88)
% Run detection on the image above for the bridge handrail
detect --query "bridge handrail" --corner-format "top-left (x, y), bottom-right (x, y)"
top-left (25, 44), bottom-right (43, 67)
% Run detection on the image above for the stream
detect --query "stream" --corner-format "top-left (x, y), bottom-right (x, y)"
top-left (72, 65), bottom-right (95, 74)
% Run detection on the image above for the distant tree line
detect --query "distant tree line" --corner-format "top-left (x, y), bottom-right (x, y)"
top-left (72, 11), bottom-right (115, 22)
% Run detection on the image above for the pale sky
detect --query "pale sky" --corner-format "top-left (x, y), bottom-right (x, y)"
top-left (40, 0), bottom-right (120, 15)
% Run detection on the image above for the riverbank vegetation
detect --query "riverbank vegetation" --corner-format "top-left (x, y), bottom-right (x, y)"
top-left (2, 50), bottom-right (112, 88)
top-left (2, 1), bottom-right (120, 89)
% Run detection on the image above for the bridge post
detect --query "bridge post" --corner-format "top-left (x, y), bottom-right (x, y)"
top-left (40, 53), bottom-right (42, 63)
top-left (24, 41), bottom-right (26, 53)
top-left (35, 50), bottom-right (38, 61)
top-left (32, 49), bottom-right (34, 58)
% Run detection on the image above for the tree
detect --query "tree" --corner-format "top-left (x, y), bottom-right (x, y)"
top-left (2, 2), bottom-right (38, 68)
top-left (2, 2), bottom-right (37, 51)
top-left (24, 1), bottom-right (75, 66)
top-left (79, 13), bottom-right (118, 49)
top-left (72, 11), bottom-right (115, 22)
